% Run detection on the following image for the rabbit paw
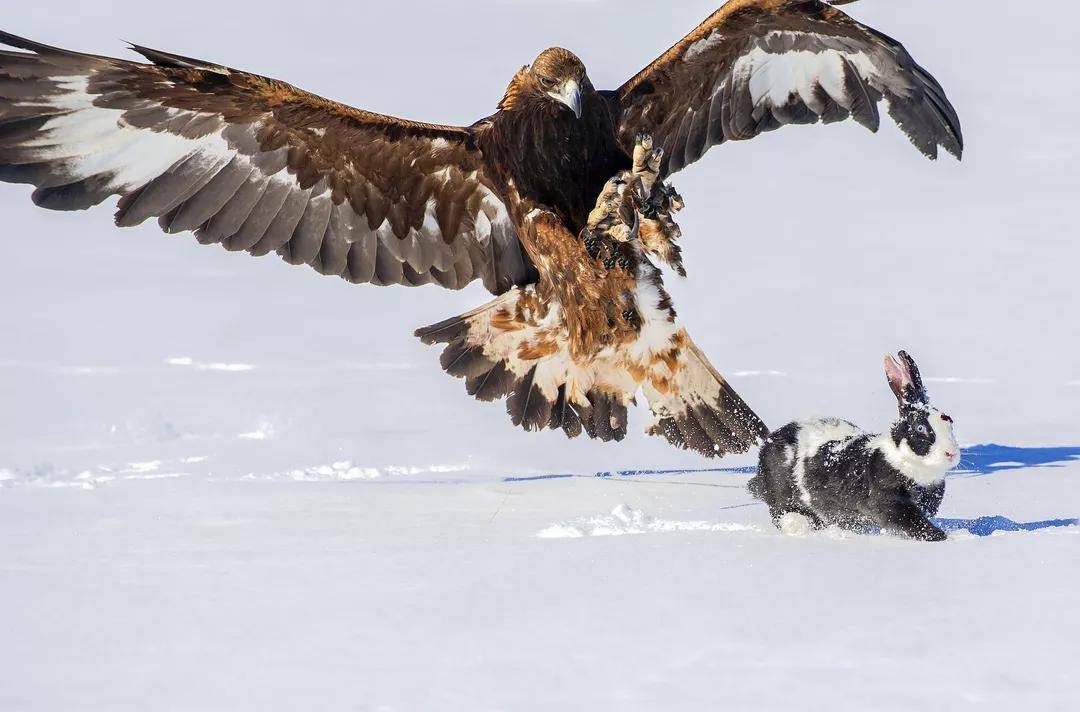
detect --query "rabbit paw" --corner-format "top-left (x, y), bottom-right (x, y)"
top-left (778, 512), bottom-right (814, 537)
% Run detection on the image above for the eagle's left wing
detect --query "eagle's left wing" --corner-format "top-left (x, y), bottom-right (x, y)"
top-left (0, 32), bottom-right (534, 294)
top-left (610, 0), bottom-right (962, 176)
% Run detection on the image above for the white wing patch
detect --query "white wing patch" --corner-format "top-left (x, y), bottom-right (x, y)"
top-left (24, 76), bottom-right (231, 193)
top-left (733, 42), bottom-right (878, 119)
top-left (643, 21), bottom-right (962, 174)
top-left (7, 73), bottom-right (519, 290)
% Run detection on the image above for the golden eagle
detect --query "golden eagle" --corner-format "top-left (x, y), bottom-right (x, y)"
top-left (0, 0), bottom-right (962, 458)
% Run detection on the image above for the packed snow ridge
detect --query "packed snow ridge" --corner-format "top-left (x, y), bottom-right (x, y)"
top-left (538, 504), bottom-right (759, 538)
top-left (165, 357), bottom-right (255, 372)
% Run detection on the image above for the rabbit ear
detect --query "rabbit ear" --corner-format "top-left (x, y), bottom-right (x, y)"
top-left (898, 350), bottom-right (929, 404)
top-left (884, 354), bottom-right (912, 405)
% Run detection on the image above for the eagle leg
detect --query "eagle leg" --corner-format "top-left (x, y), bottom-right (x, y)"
top-left (588, 134), bottom-right (688, 278)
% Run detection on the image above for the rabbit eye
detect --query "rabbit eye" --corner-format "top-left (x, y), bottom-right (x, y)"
top-left (941, 414), bottom-right (953, 423)
top-left (915, 424), bottom-right (929, 436)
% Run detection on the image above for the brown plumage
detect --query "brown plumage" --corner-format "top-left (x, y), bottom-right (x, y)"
top-left (418, 136), bottom-right (767, 456)
top-left (616, 0), bottom-right (963, 174)
top-left (0, 0), bottom-right (962, 457)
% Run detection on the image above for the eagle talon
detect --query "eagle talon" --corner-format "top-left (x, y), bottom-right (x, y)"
top-left (648, 147), bottom-right (664, 173)
top-left (583, 231), bottom-right (605, 261)
top-left (637, 198), bottom-right (661, 220)
top-left (660, 183), bottom-right (685, 213)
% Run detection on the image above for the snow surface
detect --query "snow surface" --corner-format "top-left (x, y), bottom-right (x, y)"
top-left (1, 0), bottom-right (1078, 710)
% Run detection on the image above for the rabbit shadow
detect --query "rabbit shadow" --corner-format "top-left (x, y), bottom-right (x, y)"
top-left (933, 515), bottom-right (1078, 537)
top-left (953, 444), bottom-right (1080, 477)
top-left (939, 444), bottom-right (1080, 536)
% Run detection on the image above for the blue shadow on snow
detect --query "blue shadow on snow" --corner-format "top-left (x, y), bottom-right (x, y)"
top-left (942, 445), bottom-right (1079, 535)
top-left (934, 516), bottom-right (1078, 537)
top-left (953, 444), bottom-right (1080, 476)
top-left (503, 445), bottom-right (1080, 483)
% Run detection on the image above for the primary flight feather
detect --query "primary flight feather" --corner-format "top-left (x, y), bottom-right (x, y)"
top-left (0, 0), bottom-right (961, 458)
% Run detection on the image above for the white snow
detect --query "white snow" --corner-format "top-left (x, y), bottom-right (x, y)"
top-left (166, 356), bottom-right (256, 372)
top-left (1, 1), bottom-right (1078, 710)
top-left (237, 421), bottom-right (275, 441)
top-left (538, 503), bottom-right (758, 538)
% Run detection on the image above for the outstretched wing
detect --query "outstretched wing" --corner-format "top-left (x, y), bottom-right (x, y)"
top-left (611, 0), bottom-right (963, 176)
top-left (0, 32), bottom-right (534, 293)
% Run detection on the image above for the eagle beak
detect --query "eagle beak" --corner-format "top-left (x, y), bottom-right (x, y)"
top-left (549, 79), bottom-right (583, 119)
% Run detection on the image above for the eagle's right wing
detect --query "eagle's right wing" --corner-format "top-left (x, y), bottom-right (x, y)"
top-left (611, 0), bottom-right (963, 176)
top-left (0, 32), bottom-right (534, 293)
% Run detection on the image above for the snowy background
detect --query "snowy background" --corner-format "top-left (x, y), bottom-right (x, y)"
top-left (1, 0), bottom-right (1077, 709)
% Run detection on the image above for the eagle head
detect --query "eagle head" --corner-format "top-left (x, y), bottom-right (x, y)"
top-left (501, 47), bottom-right (587, 119)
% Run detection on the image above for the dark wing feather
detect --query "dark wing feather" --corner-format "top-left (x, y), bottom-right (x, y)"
top-left (611, 0), bottom-right (963, 175)
top-left (0, 32), bottom-right (534, 294)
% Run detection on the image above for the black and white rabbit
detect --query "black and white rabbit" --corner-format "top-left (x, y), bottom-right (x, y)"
top-left (749, 351), bottom-right (960, 542)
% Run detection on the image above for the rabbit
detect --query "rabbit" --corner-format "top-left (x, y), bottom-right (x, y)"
top-left (748, 351), bottom-right (960, 542)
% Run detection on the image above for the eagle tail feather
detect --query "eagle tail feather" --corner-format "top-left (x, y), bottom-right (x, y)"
top-left (416, 288), bottom-right (767, 457)
top-left (642, 336), bottom-right (769, 458)
top-left (415, 288), bottom-right (631, 443)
